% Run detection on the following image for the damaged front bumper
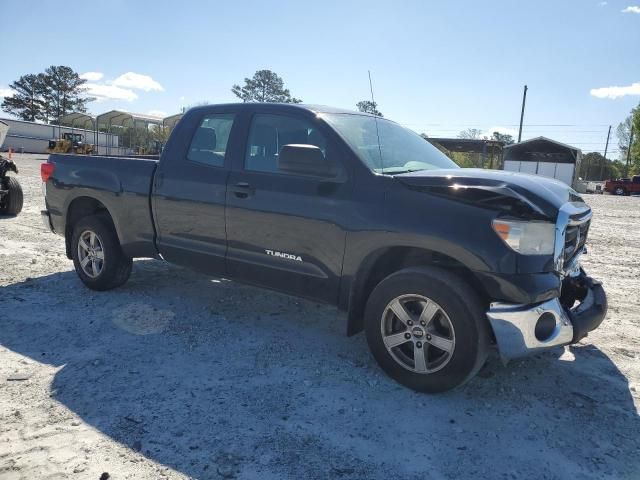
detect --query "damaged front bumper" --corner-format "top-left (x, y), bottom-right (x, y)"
top-left (486, 270), bottom-right (607, 361)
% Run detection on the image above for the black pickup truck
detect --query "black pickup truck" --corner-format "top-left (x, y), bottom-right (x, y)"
top-left (41, 103), bottom-right (607, 392)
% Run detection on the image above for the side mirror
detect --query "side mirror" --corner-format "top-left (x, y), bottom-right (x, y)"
top-left (278, 144), bottom-right (335, 178)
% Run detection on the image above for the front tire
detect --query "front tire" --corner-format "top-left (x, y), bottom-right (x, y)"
top-left (71, 214), bottom-right (132, 291)
top-left (0, 176), bottom-right (23, 215)
top-left (615, 187), bottom-right (626, 196)
top-left (364, 267), bottom-right (490, 393)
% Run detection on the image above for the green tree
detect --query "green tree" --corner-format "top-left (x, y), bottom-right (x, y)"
top-left (490, 131), bottom-right (515, 145)
top-left (1, 66), bottom-right (93, 123)
top-left (578, 152), bottom-right (622, 180)
top-left (617, 110), bottom-right (633, 159)
top-left (617, 103), bottom-right (640, 175)
top-left (150, 124), bottom-right (171, 144)
top-left (1, 73), bottom-right (46, 122)
top-left (231, 70), bottom-right (301, 103)
top-left (630, 104), bottom-right (640, 175)
top-left (41, 65), bottom-right (93, 123)
top-left (356, 100), bottom-right (383, 117)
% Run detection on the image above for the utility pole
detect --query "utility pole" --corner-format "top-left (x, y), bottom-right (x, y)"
top-left (625, 125), bottom-right (634, 177)
top-left (599, 125), bottom-right (611, 180)
top-left (517, 85), bottom-right (528, 143)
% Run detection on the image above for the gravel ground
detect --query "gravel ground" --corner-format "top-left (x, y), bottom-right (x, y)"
top-left (1, 154), bottom-right (638, 480)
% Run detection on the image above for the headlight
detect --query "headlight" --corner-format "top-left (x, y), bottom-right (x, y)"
top-left (492, 219), bottom-right (555, 255)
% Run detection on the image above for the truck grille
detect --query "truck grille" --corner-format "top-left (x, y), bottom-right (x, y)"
top-left (564, 217), bottom-right (590, 264)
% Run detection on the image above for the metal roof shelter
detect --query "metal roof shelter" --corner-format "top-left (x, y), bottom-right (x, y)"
top-left (503, 136), bottom-right (582, 187)
top-left (504, 136), bottom-right (580, 163)
top-left (163, 113), bottom-right (183, 130)
top-left (428, 137), bottom-right (506, 169)
top-left (59, 112), bottom-right (96, 130)
top-left (96, 110), bottom-right (163, 154)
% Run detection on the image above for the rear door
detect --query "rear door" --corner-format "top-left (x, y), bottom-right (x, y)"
top-left (153, 111), bottom-right (239, 274)
top-left (225, 111), bottom-right (352, 304)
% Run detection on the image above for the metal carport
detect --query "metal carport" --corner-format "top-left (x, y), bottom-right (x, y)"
top-left (163, 113), bottom-right (184, 131)
top-left (96, 110), bottom-right (163, 155)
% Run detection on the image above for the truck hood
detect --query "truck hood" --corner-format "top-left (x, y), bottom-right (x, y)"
top-left (395, 168), bottom-right (586, 220)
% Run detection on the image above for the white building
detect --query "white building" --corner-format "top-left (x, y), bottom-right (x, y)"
top-left (0, 117), bottom-right (118, 154)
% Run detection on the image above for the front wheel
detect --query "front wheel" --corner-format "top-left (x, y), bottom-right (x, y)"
top-left (364, 267), bottom-right (490, 393)
top-left (615, 187), bottom-right (626, 196)
top-left (71, 214), bottom-right (132, 291)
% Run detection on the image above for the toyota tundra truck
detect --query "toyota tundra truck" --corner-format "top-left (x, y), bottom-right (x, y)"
top-left (41, 103), bottom-right (607, 393)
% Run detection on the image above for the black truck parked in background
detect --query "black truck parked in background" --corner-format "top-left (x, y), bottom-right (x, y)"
top-left (41, 103), bottom-right (607, 392)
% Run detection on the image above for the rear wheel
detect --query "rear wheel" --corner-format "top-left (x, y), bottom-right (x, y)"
top-left (0, 176), bottom-right (23, 215)
top-left (615, 187), bottom-right (626, 196)
top-left (71, 214), bottom-right (132, 291)
top-left (364, 266), bottom-right (490, 393)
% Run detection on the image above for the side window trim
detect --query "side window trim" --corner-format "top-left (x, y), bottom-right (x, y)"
top-left (185, 112), bottom-right (236, 168)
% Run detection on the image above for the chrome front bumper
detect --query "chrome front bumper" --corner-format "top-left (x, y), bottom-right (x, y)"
top-left (487, 272), bottom-right (607, 361)
top-left (487, 298), bottom-right (574, 361)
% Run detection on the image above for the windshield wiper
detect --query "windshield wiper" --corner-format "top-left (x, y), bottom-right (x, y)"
top-left (379, 167), bottom-right (426, 175)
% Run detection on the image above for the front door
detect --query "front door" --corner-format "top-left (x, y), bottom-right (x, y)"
top-left (225, 112), bottom-right (351, 304)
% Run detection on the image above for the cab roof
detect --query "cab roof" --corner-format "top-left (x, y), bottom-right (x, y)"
top-left (187, 103), bottom-right (375, 117)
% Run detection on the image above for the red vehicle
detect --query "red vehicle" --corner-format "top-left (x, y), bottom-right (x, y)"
top-left (604, 175), bottom-right (640, 195)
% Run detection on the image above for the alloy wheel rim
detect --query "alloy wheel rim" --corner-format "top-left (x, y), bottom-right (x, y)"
top-left (380, 294), bottom-right (455, 374)
top-left (77, 230), bottom-right (105, 278)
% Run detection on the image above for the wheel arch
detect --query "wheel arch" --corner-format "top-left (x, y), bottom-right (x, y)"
top-left (345, 246), bottom-right (491, 336)
top-left (64, 196), bottom-right (118, 259)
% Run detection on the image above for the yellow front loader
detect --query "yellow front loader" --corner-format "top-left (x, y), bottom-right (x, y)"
top-left (47, 133), bottom-right (94, 155)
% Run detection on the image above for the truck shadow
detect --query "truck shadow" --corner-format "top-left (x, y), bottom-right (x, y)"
top-left (1, 259), bottom-right (638, 479)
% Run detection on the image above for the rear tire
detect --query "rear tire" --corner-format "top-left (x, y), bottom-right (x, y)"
top-left (0, 176), bottom-right (23, 215)
top-left (615, 187), bottom-right (626, 196)
top-left (364, 266), bottom-right (490, 393)
top-left (71, 214), bottom-right (132, 291)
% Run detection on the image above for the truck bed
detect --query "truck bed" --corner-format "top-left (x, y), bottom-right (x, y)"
top-left (46, 153), bottom-right (159, 258)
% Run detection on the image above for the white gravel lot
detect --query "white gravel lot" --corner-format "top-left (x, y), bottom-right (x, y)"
top-left (0, 154), bottom-right (638, 480)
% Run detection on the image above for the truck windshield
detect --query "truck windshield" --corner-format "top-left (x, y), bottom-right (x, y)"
top-left (321, 113), bottom-right (459, 174)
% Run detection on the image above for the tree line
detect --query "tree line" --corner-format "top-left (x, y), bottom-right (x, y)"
top-left (1, 66), bottom-right (93, 124)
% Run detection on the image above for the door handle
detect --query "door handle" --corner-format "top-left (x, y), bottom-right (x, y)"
top-left (230, 182), bottom-right (253, 199)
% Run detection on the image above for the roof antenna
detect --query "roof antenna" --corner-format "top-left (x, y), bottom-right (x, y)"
top-left (368, 70), bottom-right (384, 173)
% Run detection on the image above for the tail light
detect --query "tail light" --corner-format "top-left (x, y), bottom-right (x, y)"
top-left (41, 162), bottom-right (55, 183)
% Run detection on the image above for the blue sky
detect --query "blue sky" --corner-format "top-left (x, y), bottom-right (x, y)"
top-left (1, 0), bottom-right (639, 156)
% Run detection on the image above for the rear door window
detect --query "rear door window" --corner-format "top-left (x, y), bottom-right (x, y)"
top-left (187, 114), bottom-right (235, 167)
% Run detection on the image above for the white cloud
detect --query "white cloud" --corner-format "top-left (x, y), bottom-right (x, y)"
top-left (599, 1), bottom-right (608, 5)
top-left (84, 83), bottom-right (138, 102)
top-left (78, 71), bottom-right (163, 103)
top-left (113, 72), bottom-right (164, 92)
top-left (622, 5), bottom-right (640, 13)
top-left (147, 110), bottom-right (167, 117)
top-left (590, 82), bottom-right (640, 99)
top-left (80, 71), bottom-right (104, 81)
top-left (0, 87), bottom-right (13, 98)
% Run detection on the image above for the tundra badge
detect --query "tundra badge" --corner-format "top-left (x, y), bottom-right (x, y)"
top-left (265, 249), bottom-right (303, 262)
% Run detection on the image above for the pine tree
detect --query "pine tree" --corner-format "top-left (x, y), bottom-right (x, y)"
top-left (1, 74), bottom-right (46, 122)
top-left (232, 70), bottom-right (301, 103)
